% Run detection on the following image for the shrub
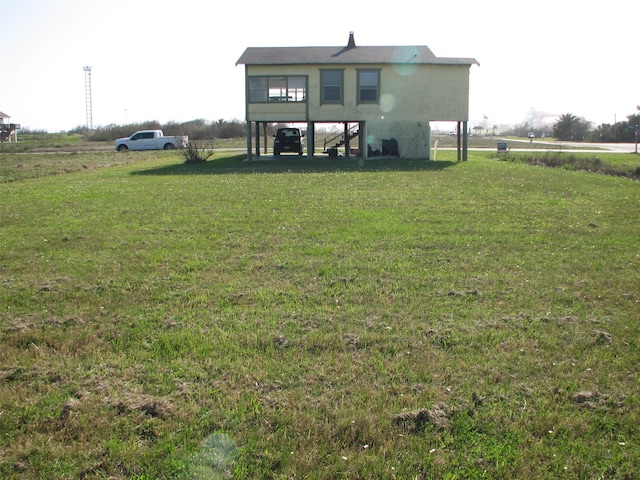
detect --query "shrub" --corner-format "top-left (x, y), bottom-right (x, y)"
top-left (180, 137), bottom-right (213, 163)
top-left (492, 152), bottom-right (639, 180)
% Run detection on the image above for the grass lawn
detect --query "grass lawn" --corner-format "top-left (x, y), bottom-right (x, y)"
top-left (1, 149), bottom-right (639, 479)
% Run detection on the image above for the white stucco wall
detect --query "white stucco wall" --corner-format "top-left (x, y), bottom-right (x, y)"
top-left (243, 62), bottom-right (470, 158)
top-left (244, 63), bottom-right (470, 122)
top-left (365, 120), bottom-right (431, 159)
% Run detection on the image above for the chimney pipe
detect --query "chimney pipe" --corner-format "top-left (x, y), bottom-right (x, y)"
top-left (347, 31), bottom-right (356, 49)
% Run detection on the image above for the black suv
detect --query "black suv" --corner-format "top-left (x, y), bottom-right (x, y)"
top-left (273, 128), bottom-right (304, 156)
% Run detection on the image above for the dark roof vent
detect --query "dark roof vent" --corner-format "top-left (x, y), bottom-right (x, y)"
top-left (347, 31), bottom-right (356, 49)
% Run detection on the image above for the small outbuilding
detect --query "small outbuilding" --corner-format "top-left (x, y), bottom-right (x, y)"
top-left (0, 111), bottom-right (20, 143)
top-left (236, 33), bottom-right (478, 160)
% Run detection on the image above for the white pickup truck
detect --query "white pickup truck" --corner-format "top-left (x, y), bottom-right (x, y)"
top-left (115, 130), bottom-right (188, 151)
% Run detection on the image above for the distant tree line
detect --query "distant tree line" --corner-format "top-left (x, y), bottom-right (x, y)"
top-left (505, 112), bottom-right (640, 142)
top-left (63, 119), bottom-right (303, 142)
top-left (34, 111), bottom-right (640, 144)
top-left (587, 113), bottom-right (639, 143)
top-left (66, 119), bottom-right (250, 142)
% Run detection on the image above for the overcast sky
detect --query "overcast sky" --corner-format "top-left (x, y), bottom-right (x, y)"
top-left (1, 0), bottom-right (638, 132)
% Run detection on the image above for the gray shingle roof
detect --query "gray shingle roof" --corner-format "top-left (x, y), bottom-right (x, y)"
top-left (236, 45), bottom-right (478, 67)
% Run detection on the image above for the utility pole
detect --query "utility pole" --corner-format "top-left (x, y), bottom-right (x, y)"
top-left (83, 66), bottom-right (93, 132)
top-left (635, 106), bottom-right (640, 154)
